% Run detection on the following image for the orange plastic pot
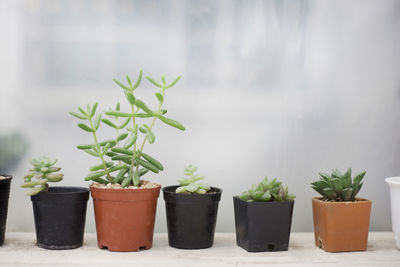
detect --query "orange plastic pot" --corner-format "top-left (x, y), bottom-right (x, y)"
top-left (90, 185), bottom-right (161, 252)
top-left (312, 197), bottom-right (372, 252)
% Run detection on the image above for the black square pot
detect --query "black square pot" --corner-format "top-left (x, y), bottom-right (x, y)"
top-left (233, 196), bottom-right (294, 252)
top-left (30, 186), bottom-right (89, 250)
top-left (0, 175), bottom-right (12, 246)
top-left (163, 185), bottom-right (222, 249)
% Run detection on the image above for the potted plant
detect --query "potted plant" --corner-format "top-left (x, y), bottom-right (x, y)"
top-left (162, 165), bottom-right (222, 249)
top-left (0, 174), bottom-right (12, 246)
top-left (385, 176), bottom-right (400, 249)
top-left (20, 156), bottom-right (89, 249)
top-left (233, 177), bottom-right (295, 252)
top-left (311, 168), bottom-right (371, 252)
top-left (70, 70), bottom-right (185, 252)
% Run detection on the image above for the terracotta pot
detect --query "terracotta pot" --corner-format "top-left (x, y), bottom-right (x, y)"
top-left (312, 197), bottom-right (372, 252)
top-left (91, 185), bottom-right (161, 252)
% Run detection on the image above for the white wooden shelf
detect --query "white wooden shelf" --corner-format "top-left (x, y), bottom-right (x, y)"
top-left (1, 232), bottom-right (399, 266)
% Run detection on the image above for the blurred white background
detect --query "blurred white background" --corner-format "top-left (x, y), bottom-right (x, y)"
top-left (1, 0), bottom-right (400, 233)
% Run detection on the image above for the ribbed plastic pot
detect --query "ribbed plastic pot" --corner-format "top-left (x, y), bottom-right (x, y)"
top-left (30, 186), bottom-right (89, 250)
top-left (163, 185), bottom-right (222, 249)
top-left (91, 185), bottom-right (161, 252)
top-left (0, 174), bottom-right (12, 246)
top-left (385, 177), bottom-right (400, 249)
top-left (233, 196), bottom-right (294, 252)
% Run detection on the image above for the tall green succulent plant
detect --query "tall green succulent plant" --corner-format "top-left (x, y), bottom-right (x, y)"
top-left (70, 70), bottom-right (185, 187)
top-left (311, 168), bottom-right (365, 201)
top-left (239, 177), bottom-right (295, 202)
top-left (21, 156), bottom-right (64, 196)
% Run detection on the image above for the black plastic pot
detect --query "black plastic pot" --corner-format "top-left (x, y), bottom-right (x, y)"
top-left (163, 185), bottom-right (222, 249)
top-left (233, 196), bottom-right (294, 252)
top-left (0, 175), bottom-right (12, 246)
top-left (30, 186), bottom-right (89, 250)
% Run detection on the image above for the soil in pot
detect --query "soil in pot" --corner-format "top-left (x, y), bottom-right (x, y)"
top-left (312, 197), bottom-right (372, 252)
top-left (0, 174), bottom-right (12, 246)
top-left (90, 182), bottom-right (161, 252)
top-left (233, 196), bottom-right (294, 252)
top-left (385, 177), bottom-right (400, 249)
top-left (31, 186), bottom-right (89, 250)
top-left (163, 185), bottom-right (222, 249)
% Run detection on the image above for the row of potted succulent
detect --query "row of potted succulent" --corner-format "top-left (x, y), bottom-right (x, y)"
top-left (0, 70), bottom-right (399, 253)
top-left (1, 167), bottom-right (399, 252)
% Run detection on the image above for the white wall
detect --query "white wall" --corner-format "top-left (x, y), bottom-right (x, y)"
top-left (1, 0), bottom-right (400, 233)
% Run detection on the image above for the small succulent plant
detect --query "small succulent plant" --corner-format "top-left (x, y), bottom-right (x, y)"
top-left (70, 70), bottom-right (185, 187)
top-left (176, 165), bottom-right (210, 194)
top-left (21, 156), bottom-right (64, 196)
top-left (311, 168), bottom-right (365, 201)
top-left (239, 177), bottom-right (295, 202)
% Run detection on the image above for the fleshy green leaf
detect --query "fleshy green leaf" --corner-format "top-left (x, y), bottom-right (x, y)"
top-left (78, 106), bottom-right (88, 115)
top-left (126, 75), bottom-right (133, 87)
top-left (118, 118), bottom-right (131, 129)
top-left (116, 133), bottom-right (129, 141)
top-left (136, 158), bottom-right (159, 173)
top-left (134, 99), bottom-right (153, 115)
top-left (124, 131), bottom-right (137, 149)
top-left (147, 130), bottom-right (155, 144)
top-left (90, 162), bottom-right (113, 172)
top-left (158, 115), bottom-right (185, 131)
top-left (101, 119), bottom-right (117, 129)
top-left (90, 102), bottom-right (98, 118)
top-left (111, 147), bottom-right (133, 155)
top-left (105, 111), bottom-right (133, 117)
top-left (146, 76), bottom-right (162, 88)
top-left (155, 92), bottom-right (163, 103)
top-left (94, 114), bottom-right (101, 130)
top-left (84, 149), bottom-right (100, 157)
top-left (166, 75), bottom-right (181, 88)
top-left (113, 78), bottom-right (130, 91)
top-left (132, 70), bottom-right (143, 90)
top-left (78, 123), bottom-right (94, 132)
top-left (139, 152), bottom-right (163, 171)
top-left (77, 144), bottom-right (95, 150)
top-left (125, 91), bottom-right (135, 105)
top-left (69, 112), bottom-right (86, 120)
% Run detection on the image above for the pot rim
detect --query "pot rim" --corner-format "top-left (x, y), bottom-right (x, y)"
top-left (0, 174), bottom-right (13, 181)
top-left (385, 176), bottom-right (400, 186)
top-left (162, 185), bottom-right (222, 194)
top-left (90, 184), bottom-right (161, 192)
top-left (232, 195), bottom-right (294, 204)
top-left (43, 186), bottom-right (90, 194)
top-left (162, 185), bottom-right (222, 202)
top-left (312, 196), bottom-right (371, 204)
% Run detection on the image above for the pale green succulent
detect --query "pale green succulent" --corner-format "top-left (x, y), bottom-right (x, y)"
top-left (21, 156), bottom-right (64, 196)
top-left (239, 177), bottom-right (295, 202)
top-left (176, 165), bottom-right (210, 194)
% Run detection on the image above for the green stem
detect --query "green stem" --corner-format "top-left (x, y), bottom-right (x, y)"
top-left (130, 105), bottom-right (137, 175)
top-left (136, 87), bottom-right (165, 168)
top-left (114, 116), bottom-right (121, 165)
top-left (89, 118), bottom-right (112, 181)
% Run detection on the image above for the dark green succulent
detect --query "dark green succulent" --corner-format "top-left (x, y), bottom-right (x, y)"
top-left (21, 156), bottom-right (64, 196)
top-left (311, 168), bottom-right (365, 201)
top-left (239, 177), bottom-right (295, 202)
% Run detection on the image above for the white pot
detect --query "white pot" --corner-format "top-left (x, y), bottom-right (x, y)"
top-left (386, 176), bottom-right (400, 249)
